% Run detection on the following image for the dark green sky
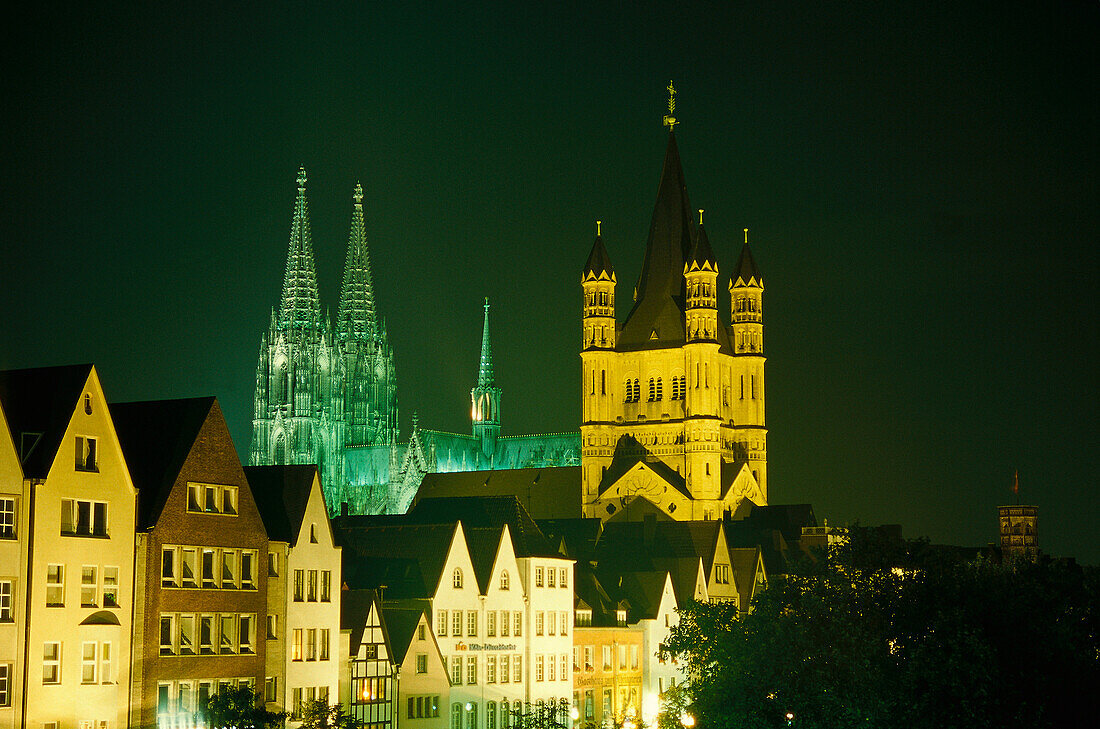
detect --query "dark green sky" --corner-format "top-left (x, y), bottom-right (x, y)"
top-left (2, 2), bottom-right (1096, 561)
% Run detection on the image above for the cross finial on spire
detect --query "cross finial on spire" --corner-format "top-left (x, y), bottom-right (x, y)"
top-left (596, 220), bottom-right (602, 236)
top-left (353, 181), bottom-right (363, 207)
top-left (699, 209), bottom-right (704, 225)
top-left (663, 80), bottom-right (678, 131)
top-left (297, 166), bottom-right (307, 192)
top-left (484, 296), bottom-right (490, 310)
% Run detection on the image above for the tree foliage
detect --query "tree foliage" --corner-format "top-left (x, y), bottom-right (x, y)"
top-left (203, 685), bottom-right (285, 729)
top-left (298, 699), bottom-right (365, 729)
top-left (510, 698), bottom-right (572, 729)
top-left (663, 527), bottom-right (1100, 729)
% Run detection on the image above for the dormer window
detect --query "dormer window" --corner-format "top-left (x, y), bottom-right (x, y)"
top-left (453, 568), bottom-right (463, 589)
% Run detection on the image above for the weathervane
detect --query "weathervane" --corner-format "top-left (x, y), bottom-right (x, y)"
top-left (663, 81), bottom-right (678, 130)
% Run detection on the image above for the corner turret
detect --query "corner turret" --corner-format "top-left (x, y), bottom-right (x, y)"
top-left (582, 221), bottom-right (617, 350)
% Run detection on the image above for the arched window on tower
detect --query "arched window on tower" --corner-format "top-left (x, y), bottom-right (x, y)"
top-left (453, 568), bottom-right (463, 588)
top-left (274, 433), bottom-right (286, 465)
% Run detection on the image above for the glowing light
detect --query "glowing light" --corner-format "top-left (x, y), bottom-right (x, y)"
top-left (681, 714), bottom-right (695, 728)
top-left (466, 702), bottom-right (474, 711)
top-left (571, 707), bottom-right (580, 720)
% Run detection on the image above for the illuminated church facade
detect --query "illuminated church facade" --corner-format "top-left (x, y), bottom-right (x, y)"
top-left (251, 169), bottom-right (578, 515)
top-left (580, 125), bottom-right (768, 521)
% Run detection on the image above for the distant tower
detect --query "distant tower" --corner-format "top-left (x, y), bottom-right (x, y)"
top-left (581, 221), bottom-right (617, 427)
top-left (683, 214), bottom-right (721, 500)
top-left (471, 298), bottom-right (501, 458)
top-left (999, 471), bottom-right (1038, 561)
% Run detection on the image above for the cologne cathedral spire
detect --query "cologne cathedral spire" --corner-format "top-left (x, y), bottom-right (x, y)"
top-left (477, 297), bottom-right (495, 387)
top-left (279, 166), bottom-right (322, 328)
top-left (337, 182), bottom-right (378, 340)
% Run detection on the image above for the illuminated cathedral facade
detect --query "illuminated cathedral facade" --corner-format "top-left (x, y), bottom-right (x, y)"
top-left (251, 168), bottom-right (578, 516)
top-left (580, 125), bottom-right (768, 521)
top-left (250, 168), bottom-right (399, 514)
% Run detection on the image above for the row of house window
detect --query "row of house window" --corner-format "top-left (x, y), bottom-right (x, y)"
top-left (437, 609), bottom-right (523, 638)
top-left (60, 498), bottom-right (108, 537)
top-left (572, 644), bottom-right (640, 672)
top-left (41, 641), bottom-right (113, 685)
top-left (408, 694), bottom-right (442, 719)
top-left (452, 566), bottom-right (515, 590)
top-left (291, 627), bottom-right (332, 661)
top-left (45, 564), bottom-right (120, 608)
top-left (185, 483), bottom-right (238, 515)
top-left (159, 612), bottom-right (256, 656)
top-left (449, 655), bottom-right (523, 686)
top-left (533, 566), bottom-right (568, 588)
top-left (533, 611), bottom-right (569, 636)
top-left (161, 545), bottom-right (257, 590)
top-left (292, 568), bottom-right (333, 602)
top-left (292, 685), bottom-right (332, 716)
top-left (157, 677), bottom-right (253, 719)
top-left (533, 654), bottom-right (570, 681)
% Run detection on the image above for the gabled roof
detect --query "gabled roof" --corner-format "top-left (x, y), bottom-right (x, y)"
top-left (464, 526), bottom-right (507, 593)
top-left (380, 607), bottom-right (427, 666)
top-left (0, 363), bottom-right (93, 479)
top-left (615, 569), bottom-right (674, 621)
top-left (536, 518), bottom-right (604, 561)
top-left (405, 496), bottom-right (561, 558)
top-left (111, 397), bottom-right (218, 529)
top-left (415, 465), bottom-right (581, 519)
top-left (596, 435), bottom-right (690, 500)
top-left (729, 546), bottom-right (764, 609)
top-left (342, 588), bottom-right (390, 659)
top-left (583, 234), bottom-right (615, 280)
top-left (334, 520), bottom-right (460, 599)
top-left (741, 503), bottom-right (817, 546)
top-left (245, 464), bottom-right (322, 544)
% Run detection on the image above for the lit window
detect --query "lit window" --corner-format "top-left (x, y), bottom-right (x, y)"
top-left (75, 436), bottom-right (97, 471)
top-left (307, 570), bottom-right (318, 601)
top-left (179, 615), bottom-right (195, 655)
top-left (46, 564), bottom-right (64, 607)
top-left (291, 629), bottom-right (303, 661)
top-left (60, 499), bottom-right (107, 536)
top-left (43, 642), bottom-right (61, 683)
top-left (0, 581), bottom-right (11, 622)
top-left (81, 566), bottom-right (98, 606)
top-left (293, 569), bottom-right (304, 601)
top-left (0, 498), bottom-right (15, 538)
top-left (222, 551), bottom-right (236, 588)
top-left (220, 615), bottom-right (236, 654)
top-left (320, 570), bottom-right (331, 601)
top-left (82, 642), bottom-right (97, 683)
top-left (305, 628), bottom-right (316, 660)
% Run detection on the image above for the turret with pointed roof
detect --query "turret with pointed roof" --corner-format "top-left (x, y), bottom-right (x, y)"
top-left (471, 298), bottom-right (501, 457)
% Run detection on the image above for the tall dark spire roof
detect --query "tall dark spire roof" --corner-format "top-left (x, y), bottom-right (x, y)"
top-left (279, 167), bottom-right (321, 328)
top-left (732, 232), bottom-right (762, 287)
top-left (337, 182), bottom-right (379, 339)
top-left (477, 298), bottom-right (495, 387)
top-left (619, 132), bottom-right (696, 348)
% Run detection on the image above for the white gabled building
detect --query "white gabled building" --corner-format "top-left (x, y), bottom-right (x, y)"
top-left (383, 607), bottom-right (449, 729)
top-left (246, 464), bottom-right (342, 723)
top-left (0, 389), bottom-right (27, 729)
top-left (0, 364), bottom-right (137, 729)
top-left (334, 496), bottom-right (577, 729)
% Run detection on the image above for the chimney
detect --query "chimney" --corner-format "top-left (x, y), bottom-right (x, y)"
top-left (341, 501), bottom-right (349, 517)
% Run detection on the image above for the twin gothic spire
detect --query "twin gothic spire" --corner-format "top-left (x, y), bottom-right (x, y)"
top-left (277, 168), bottom-right (379, 339)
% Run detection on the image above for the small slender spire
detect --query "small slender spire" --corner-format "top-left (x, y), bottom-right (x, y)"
top-left (596, 219), bottom-right (602, 236)
top-left (699, 209), bottom-right (704, 225)
top-left (279, 166), bottom-right (321, 328)
top-left (337, 181), bottom-right (379, 340)
top-left (478, 297), bottom-right (495, 387)
top-left (744, 227), bottom-right (749, 244)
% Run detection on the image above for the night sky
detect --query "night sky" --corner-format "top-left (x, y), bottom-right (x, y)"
top-left (2, 2), bottom-right (1096, 562)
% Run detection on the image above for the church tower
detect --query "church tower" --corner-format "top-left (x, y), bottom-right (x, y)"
top-left (471, 298), bottom-right (501, 458)
top-left (252, 170), bottom-right (399, 515)
top-left (580, 87), bottom-right (768, 521)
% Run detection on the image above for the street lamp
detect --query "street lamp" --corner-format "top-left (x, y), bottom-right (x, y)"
top-left (680, 713), bottom-right (695, 728)
top-left (785, 712), bottom-right (794, 727)
top-left (571, 707), bottom-right (580, 721)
